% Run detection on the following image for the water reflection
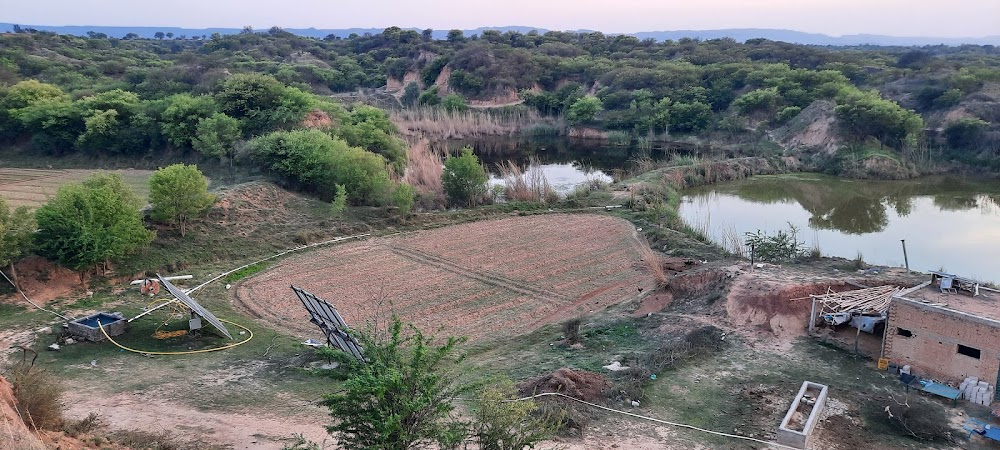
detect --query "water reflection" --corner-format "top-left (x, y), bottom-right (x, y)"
top-left (680, 174), bottom-right (1000, 282)
top-left (698, 174), bottom-right (1000, 234)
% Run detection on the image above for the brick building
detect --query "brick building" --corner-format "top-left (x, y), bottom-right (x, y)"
top-left (884, 287), bottom-right (1000, 390)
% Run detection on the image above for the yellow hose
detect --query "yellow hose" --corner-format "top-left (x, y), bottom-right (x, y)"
top-left (98, 318), bottom-right (254, 355)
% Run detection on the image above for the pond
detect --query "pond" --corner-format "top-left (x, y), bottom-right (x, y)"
top-left (678, 173), bottom-right (1000, 283)
top-left (443, 136), bottom-right (690, 194)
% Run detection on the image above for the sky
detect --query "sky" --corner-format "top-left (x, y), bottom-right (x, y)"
top-left (3, 0), bottom-right (999, 37)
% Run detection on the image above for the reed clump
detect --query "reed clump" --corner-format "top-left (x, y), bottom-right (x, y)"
top-left (391, 107), bottom-right (555, 141)
top-left (403, 139), bottom-right (446, 208)
top-left (497, 159), bottom-right (557, 203)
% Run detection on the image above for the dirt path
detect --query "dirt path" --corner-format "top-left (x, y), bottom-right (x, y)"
top-left (62, 389), bottom-right (331, 450)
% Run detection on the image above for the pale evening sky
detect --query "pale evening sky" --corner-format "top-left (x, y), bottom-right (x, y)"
top-left (3, 0), bottom-right (998, 37)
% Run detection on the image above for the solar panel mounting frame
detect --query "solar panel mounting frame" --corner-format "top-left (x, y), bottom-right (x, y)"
top-left (157, 273), bottom-right (234, 340)
top-left (290, 285), bottom-right (365, 361)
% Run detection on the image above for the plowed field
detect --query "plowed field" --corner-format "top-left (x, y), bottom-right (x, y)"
top-left (236, 214), bottom-right (655, 341)
top-left (0, 168), bottom-right (152, 208)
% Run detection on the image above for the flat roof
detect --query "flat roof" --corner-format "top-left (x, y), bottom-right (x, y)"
top-left (894, 286), bottom-right (1000, 326)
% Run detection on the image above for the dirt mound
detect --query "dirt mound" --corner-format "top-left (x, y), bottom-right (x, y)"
top-left (519, 368), bottom-right (611, 403)
top-left (207, 182), bottom-right (312, 237)
top-left (301, 109), bottom-right (334, 129)
top-left (8, 255), bottom-right (81, 304)
top-left (0, 375), bottom-right (46, 450)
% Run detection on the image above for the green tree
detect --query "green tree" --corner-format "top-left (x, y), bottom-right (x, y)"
top-left (1, 80), bottom-right (69, 142)
top-left (392, 182), bottom-right (415, 217)
top-left (668, 101), bottom-right (712, 133)
top-left (944, 118), bottom-right (989, 150)
top-left (442, 147), bottom-right (488, 207)
top-left (419, 87), bottom-right (441, 106)
top-left (834, 90), bottom-right (924, 149)
top-left (161, 94), bottom-right (218, 148)
top-left (330, 184), bottom-right (348, 217)
top-left (324, 317), bottom-right (467, 450)
top-left (148, 164), bottom-right (216, 236)
top-left (336, 105), bottom-right (407, 172)
top-left (401, 82), bottom-right (420, 107)
top-left (193, 112), bottom-right (242, 171)
top-left (248, 130), bottom-right (393, 204)
top-left (566, 96), bottom-right (603, 125)
top-left (0, 198), bottom-right (35, 290)
top-left (442, 93), bottom-right (469, 112)
top-left (733, 87), bottom-right (782, 119)
top-left (35, 173), bottom-right (154, 279)
top-left (215, 73), bottom-right (311, 135)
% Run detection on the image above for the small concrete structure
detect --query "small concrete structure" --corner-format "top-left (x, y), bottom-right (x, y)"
top-left (886, 283), bottom-right (1000, 405)
top-left (68, 312), bottom-right (126, 342)
top-left (777, 381), bottom-right (829, 449)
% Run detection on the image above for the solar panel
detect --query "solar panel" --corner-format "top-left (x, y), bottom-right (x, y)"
top-left (157, 274), bottom-right (233, 340)
top-left (290, 285), bottom-right (365, 360)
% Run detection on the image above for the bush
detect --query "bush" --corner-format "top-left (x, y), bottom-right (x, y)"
top-left (248, 129), bottom-right (392, 205)
top-left (148, 163), bottom-right (215, 236)
top-left (562, 317), bottom-right (582, 344)
top-left (330, 184), bottom-right (348, 216)
top-left (744, 223), bottom-right (806, 262)
top-left (471, 378), bottom-right (561, 450)
top-left (8, 365), bottom-right (63, 430)
top-left (442, 147), bottom-right (488, 207)
top-left (323, 317), bottom-right (467, 449)
top-left (944, 117), bottom-right (988, 150)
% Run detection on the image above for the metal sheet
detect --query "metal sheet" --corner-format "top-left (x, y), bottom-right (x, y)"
top-left (291, 285), bottom-right (364, 360)
top-left (157, 274), bottom-right (233, 340)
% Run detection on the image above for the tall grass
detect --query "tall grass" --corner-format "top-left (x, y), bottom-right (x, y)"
top-left (497, 158), bottom-right (557, 203)
top-left (606, 130), bottom-right (632, 146)
top-left (403, 139), bottom-right (446, 208)
top-left (722, 226), bottom-right (747, 258)
top-left (7, 364), bottom-right (63, 431)
top-left (390, 107), bottom-right (557, 141)
top-left (637, 237), bottom-right (669, 288)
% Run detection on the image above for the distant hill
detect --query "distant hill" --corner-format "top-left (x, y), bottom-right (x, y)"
top-left (1, 23), bottom-right (998, 46)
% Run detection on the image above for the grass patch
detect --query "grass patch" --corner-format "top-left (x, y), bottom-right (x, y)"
top-left (224, 261), bottom-right (271, 283)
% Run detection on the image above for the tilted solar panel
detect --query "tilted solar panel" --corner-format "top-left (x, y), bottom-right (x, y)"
top-left (291, 285), bottom-right (364, 360)
top-left (157, 274), bottom-right (233, 340)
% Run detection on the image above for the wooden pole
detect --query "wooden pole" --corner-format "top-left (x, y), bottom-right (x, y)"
top-left (900, 239), bottom-right (910, 272)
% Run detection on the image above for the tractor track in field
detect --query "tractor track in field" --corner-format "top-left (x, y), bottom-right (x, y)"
top-left (389, 244), bottom-right (573, 303)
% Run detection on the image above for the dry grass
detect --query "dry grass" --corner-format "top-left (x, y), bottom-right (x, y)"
top-left (637, 237), bottom-right (669, 288)
top-left (497, 159), bottom-right (557, 203)
top-left (403, 138), bottom-right (446, 208)
top-left (722, 226), bottom-right (747, 258)
top-left (567, 127), bottom-right (608, 140)
top-left (7, 365), bottom-right (63, 431)
top-left (390, 107), bottom-right (553, 141)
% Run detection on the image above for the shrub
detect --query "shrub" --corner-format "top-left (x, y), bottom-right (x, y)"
top-left (148, 164), bottom-right (215, 236)
top-left (8, 364), bottom-right (63, 430)
top-left (744, 223), bottom-right (806, 262)
top-left (323, 317), bottom-right (467, 449)
top-left (442, 147), bottom-right (488, 207)
top-left (330, 184), bottom-right (348, 216)
top-left (472, 378), bottom-right (561, 450)
top-left (248, 129), bottom-right (392, 205)
top-left (562, 318), bottom-right (582, 344)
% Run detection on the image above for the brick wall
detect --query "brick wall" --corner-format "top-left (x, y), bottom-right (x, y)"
top-left (885, 299), bottom-right (1000, 385)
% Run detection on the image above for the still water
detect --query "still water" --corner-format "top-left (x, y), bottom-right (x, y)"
top-left (679, 173), bottom-right (1000, 283)
top-left (448, 136), bottom-right (686, 194)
